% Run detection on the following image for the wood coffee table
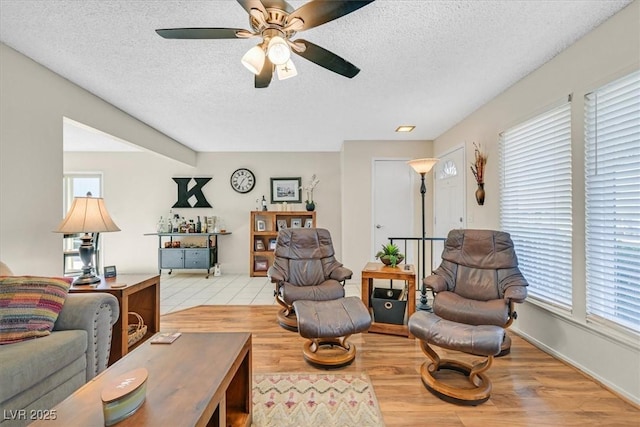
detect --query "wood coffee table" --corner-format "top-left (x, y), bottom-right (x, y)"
top-left (32, 332), bottom-right (252, 427)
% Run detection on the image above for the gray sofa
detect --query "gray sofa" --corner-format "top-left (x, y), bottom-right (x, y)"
top-left (0, 292), bottom-right (119, 427)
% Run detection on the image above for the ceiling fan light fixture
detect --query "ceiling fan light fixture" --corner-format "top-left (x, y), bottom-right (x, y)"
top-left (276, 59), bottom-right (298, 81)
top-left (241, 45), bottom-right (266, 75)
top-left (267, 36), bottom-right (291, 65)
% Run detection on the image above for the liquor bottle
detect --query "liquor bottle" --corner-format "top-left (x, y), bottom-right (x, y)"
top-left (156, 216), bottom-right (164, 233)
top-left (167, 217), bottom-right (173, 233)
top-left (196, 216), bottom-right (202, 233)
top-left (261, 195), bottom-right (268, 211)
top-left (201, 216), bottom-right (207, 233)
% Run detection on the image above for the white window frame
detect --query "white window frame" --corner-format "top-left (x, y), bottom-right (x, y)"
top-left (584, 70), bottom-right (640, 335)
top-left (499, 100), bottom-right (573, 309)
top-left (62, 173), bottom-right (103, 274)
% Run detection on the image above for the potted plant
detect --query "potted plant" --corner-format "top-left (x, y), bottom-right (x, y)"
top-left (375, 243), bottom-right (405, 267)
top-left (301, 174), bottom-right (320, 211)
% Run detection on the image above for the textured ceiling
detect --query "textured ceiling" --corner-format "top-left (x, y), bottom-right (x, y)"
top-left (0, 0), bottom-right (631, 152)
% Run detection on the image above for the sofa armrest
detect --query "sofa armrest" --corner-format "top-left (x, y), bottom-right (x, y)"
top-left (54, 293), bottom-right (119, 382)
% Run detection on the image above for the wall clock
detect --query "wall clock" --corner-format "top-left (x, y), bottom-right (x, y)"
top-left (230, 168), bottom-right (256, 194)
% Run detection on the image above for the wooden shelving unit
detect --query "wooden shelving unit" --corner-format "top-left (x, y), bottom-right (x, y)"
top-left (250, 210), bottom-right (316, 277)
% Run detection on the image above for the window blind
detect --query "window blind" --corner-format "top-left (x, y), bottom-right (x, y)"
top-left (500, 102), bottom-right (572, 308)
top-left (585, 70), bottom-right (640, 334)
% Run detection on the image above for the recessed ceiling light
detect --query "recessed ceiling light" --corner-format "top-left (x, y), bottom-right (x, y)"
top-left (396, 125), bottom-right (415, 132)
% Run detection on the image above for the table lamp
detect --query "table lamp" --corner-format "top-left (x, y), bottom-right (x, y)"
top-left (55, 193), bottom-right (120, 285)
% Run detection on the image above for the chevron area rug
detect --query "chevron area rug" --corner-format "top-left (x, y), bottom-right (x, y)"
top-left (252, 372), bottom-right (385, 427)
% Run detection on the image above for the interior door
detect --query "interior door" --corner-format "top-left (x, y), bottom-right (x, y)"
top-left (372, 159), bottom-right (414, 264)
top-left (434, 145), bottom-right (466, 264)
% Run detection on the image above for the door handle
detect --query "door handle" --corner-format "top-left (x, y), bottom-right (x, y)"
top-left (376, 224), bottom-right (383, 229)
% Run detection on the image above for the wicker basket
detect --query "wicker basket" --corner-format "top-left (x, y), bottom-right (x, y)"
top-left (127, 312), bottom-right (148, 347)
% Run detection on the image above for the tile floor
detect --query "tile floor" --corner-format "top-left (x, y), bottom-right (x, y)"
top-left (159, 272), bottom-right (363, 315)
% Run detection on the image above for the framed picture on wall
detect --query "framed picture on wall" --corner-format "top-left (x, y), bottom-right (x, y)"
top-left (270, 177), bottom-right (302, 203)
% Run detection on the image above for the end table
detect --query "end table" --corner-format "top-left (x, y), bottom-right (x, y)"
top-left (361, 262), bottom-right (416, 338)
top-left (69, 274), bottom-right (160, 365)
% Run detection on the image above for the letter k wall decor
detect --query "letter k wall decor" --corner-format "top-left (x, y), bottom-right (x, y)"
top-left (172, 177), bottom-right (212, 208)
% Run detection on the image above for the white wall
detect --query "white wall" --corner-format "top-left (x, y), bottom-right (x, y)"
top-left (341, 140), bottom-right (434, 282)
top-left (0, 43), bottom-right (194, 275)
top-left (64, 151), bottom-right (342, 275)
top-left (432, 1), bottom-right (640, 403)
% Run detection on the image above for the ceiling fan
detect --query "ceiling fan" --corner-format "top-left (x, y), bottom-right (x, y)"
top-left (156, 0), bottom-right (375, 88)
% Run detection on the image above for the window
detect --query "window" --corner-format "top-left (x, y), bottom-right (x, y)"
top-left (62, 174), bottom-right (102, 274)
top-left (500, 102), bottom-right (572, 308)
top-left (585, 70), bottom-right (640, 334)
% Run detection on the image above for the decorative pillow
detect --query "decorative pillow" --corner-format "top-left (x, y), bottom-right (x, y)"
top-left (0, 276), bottom-right (72, 344)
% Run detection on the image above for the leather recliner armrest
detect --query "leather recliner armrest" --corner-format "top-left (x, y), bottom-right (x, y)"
top-left (267, 266), bottom-right (285, 284)
top-left (424, 275), bottom-right (447, 293)
top-left (329, 266), bottom-right (353, 282)
top-left (504, 285), bottom-right (528, 304)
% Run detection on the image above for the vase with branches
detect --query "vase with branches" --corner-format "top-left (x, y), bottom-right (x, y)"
top-left (470, 142), bottom-right (487, 205)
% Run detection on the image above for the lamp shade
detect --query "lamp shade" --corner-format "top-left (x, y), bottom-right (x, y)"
top-left (407, 158), bottom-right (439, 174)
top-left (267, 36), bottom-right (290, 65)
top-left (55, 196), bottom-right (120, 233)
top-left (276, 59), bottom-right (297, 80)
top-left (241, 45), bottom-right (266, 75)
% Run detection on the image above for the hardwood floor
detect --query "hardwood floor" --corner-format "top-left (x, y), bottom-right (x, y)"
top-left (161, 305), bottom-right (639, 427)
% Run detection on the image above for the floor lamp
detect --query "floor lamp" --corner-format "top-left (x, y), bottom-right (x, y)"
top-left (55, 193), bottom-right (120, 285)
top-left (407, 158), bottom-right (439, 311)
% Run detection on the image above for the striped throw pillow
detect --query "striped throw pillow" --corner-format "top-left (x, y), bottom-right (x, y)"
top-left (0, 276), bottom-right (72, 344)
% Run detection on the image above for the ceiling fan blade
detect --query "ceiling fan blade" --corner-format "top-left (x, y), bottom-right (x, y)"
top-left (155, 28), bottom-right (248, 39)
top-left (255, 58), bottom-right (273, 88)
top-left (287, 0), bottom-right (375, 31)
top-left (292, 39), bottom-right (360, 78)
top-left (236, 0), bottom-right (268, 18)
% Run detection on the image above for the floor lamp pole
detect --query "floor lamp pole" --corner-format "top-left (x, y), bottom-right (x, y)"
top-left (417, 172), bottom-right (431, 311)
top-left (407, 158), bottom-right (438, 312)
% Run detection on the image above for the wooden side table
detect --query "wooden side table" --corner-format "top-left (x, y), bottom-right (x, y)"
top-left (69, 274), bottom-right (160, 365)
top-left (361, 262), bottom-right (416, 338)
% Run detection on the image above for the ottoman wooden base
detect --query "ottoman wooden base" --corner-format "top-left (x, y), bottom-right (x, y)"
top-left (302, 337), bottom-right (356, 369)
top-left (293, 297), bottom-right (371, 369)
top-left (276, 308), bottom-right (298, 332)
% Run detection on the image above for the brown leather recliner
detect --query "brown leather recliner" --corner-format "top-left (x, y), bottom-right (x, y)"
top-left (424, 228), bottom-right (528, 355)
top-left (268, 228), bottom-right (352, 331)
